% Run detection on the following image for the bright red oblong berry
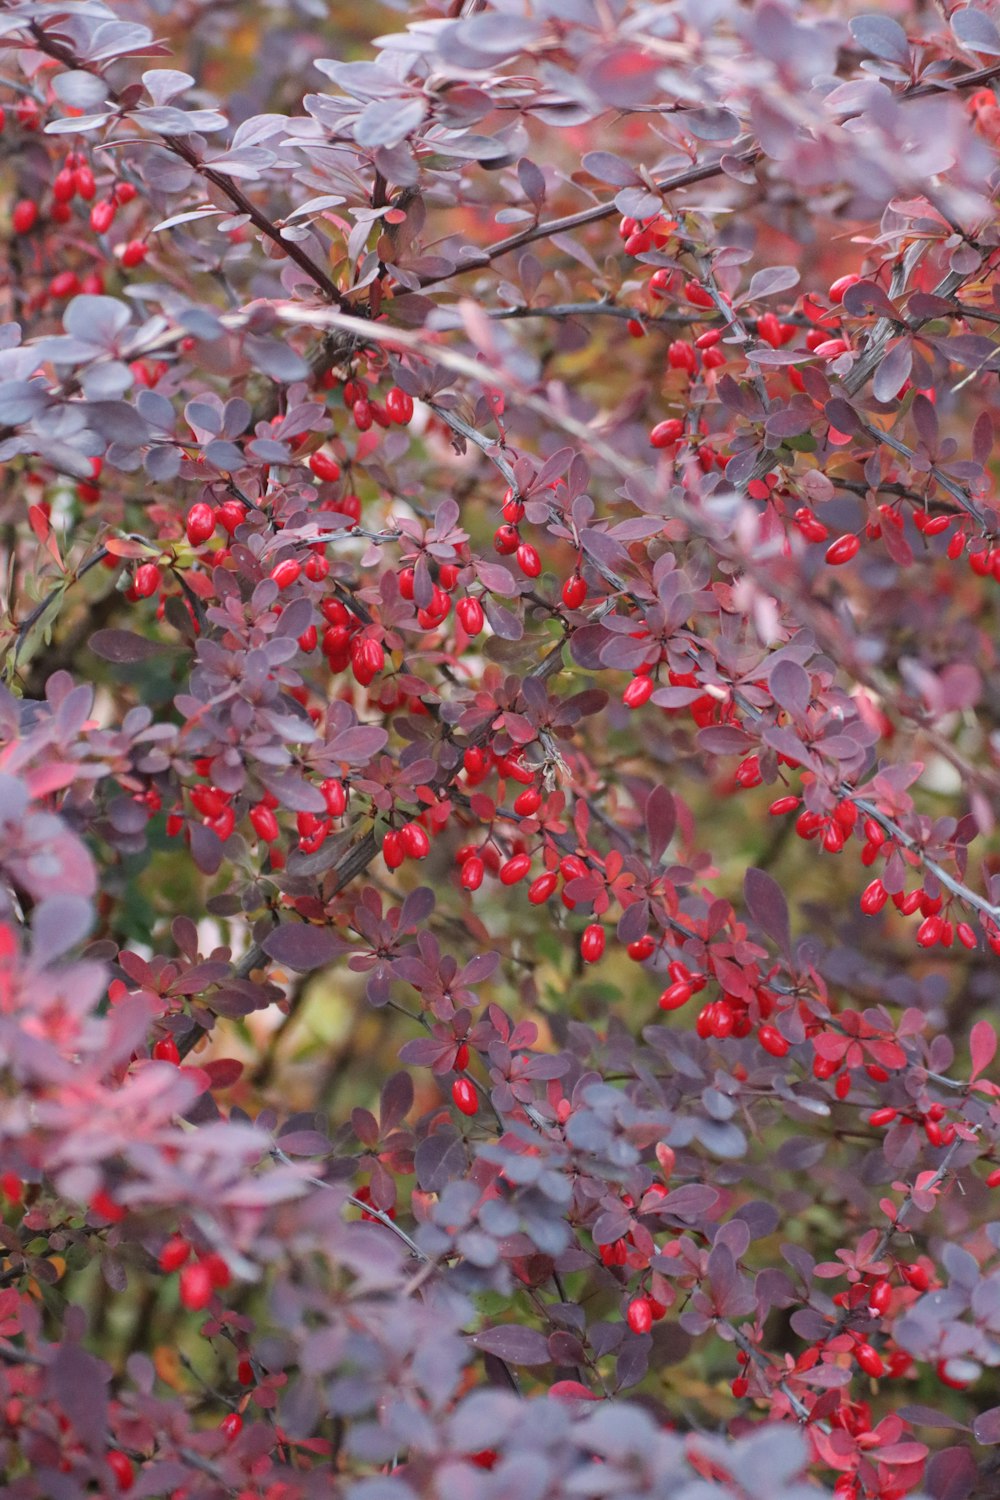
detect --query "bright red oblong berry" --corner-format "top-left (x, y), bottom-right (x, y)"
top-left (580, 924), bottom-right (605, 963)
top-left (452, 1077), bottom-right (478, 1116)
top-left (152, 1037), bottom-right (180, 1065)
top-left (105, 1451), bottom-right (134, 1492)
top-left (623, 675), bottom-right (654, 709)
top-left (758, 1025), bottom-right (790, 1058)
top-left (855, 1342), bottom-right (885, 1378)
top-left (649, 418), bottom-right (684, 449)
top-left (860, 879), bottom-right (888, 915)
top-left (12, 199), bottom-right (38, 234)
top-left (528, 872), bottom-right (558, 904)
top-left (456, 596), bottom-right (485, 635)
top-left (562, 574), bottom-right (587, 609)
top-left (626, 1297), bottom-right (653, 1335)
top-left (158, 1235), bottom-right (191, 1273)
top-left (269, 558), bottom-right (301, 590)
top-left (500, 852), bottom-right (531, 886)
top-left (178, 1261), bottom-right (214, 1311)
top-left (400, 820), bottom-right (431, 859)
top-left (185, 502), bottom-right (215, 546)
top-left (825, 534), bottom-right (861, 566)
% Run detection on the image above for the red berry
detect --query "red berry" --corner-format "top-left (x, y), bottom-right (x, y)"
top-left (658, 982), bottom-right (693, 1011)
top-left (309, 451), bottom-right (341, 482)
top-left (11, 199), bottom-right (38, 234)
top-left (500, 852), bottom-right (532, 885)
top-left (986, 1168), bottom-right (1000, 1188)
top-left (383, 831), bottom-right (405, 870)
top-left (321, 779), bottom-right (347, 817)
top-left (133, 562), bottom-right (161, 598)
top-left (216, 500), bottom-right (246, 534)
top-left (900, 1262), bottom-right (930, 1290)
top-left (249, 804), bottom-right (280, 843)
top-left (52, 167), bottom-right (76, 202)
top-left (860, 879), bottom-right (888, 915)
top-left (768, 795), bottom-right (800, 816)
top-left (516, 542), bottom-right (541, 577)
top-left (452, 1077), bottom-right (478, 1116)
top-left (90, 198), bottom-right (116, 234)
top-left (650, 418), bottom-right (684, 448)
top-left (460, 856), bottom-right (485, 890)
top-left (855, 1342), bottom-right (885, 1378)
top-left (237, 1359), bottom-right (254, 1386)
top-left (219, 1413), bottom-right (243, 1441)
top-left (868, 1279), bottom-right (892, 1316)
top-left (493, 524), bottom-right (519, 555)
top-left (626, 1297), bottom-right (653, 1334)
top-left (201, 1252), bottom-right (231, 1289)
top-left (623, 675), bottom-right (654, 709)
top-left (667, 339), bottom-right (698, 373)
top-left (956, 922), bottom-right (977, 949)
top-left (385, 386), bottom-right (414, 423)
top-left (456, 597), bottom-right (485, 635)
top-left (527, 872), bottom-right (558, 903)
top-left (829, 273), bottom-right (861, 303)
top-left (152, 1037), bottom-right (180, 1065)
top-left (158, 1236), bottom-right (191, 1272)
top-left (114, 180), bottom-right (136, 205)
top-left (400, 820), bottom-right (431, 859)
top-left (562, 574), bottom-right (587, 609)
top-left (868, 1107), bottom-right (898, 1127)
top-left (185, 502), bottom-right (216, 546)
top-left (628, 935), bottom-right (656, 962)
top-left (825, 534), bottom-right (861, 566)
top-left (120, 239), bottom-right (148, 268)
top-left (269, 558), bottom-right (301, 589)
top-left (105, 1451), bottom-right (134, 1492)
top-left (513, 787), bottom-right (542, 816)
top-left (15, 97), bottom-right (41, 130)
top-left (179, 1261), bottom-right (214, 1310)
top-left (580, 924), bottom-right (605, 963)
top-left (683, 280), bottom-right (715, 308)
top-left (916, 914), bottom-right (944, 947)
top-left (758, 1025), bottom-right (789, 1058)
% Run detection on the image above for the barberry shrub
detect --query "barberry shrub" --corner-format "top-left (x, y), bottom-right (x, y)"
top-left (5, 0), bottom-right (1000, 1495)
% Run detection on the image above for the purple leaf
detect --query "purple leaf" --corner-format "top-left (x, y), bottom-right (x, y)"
top-left (744, 867), bottom-right (791, 956)
top-left (473, 1325), bottom-right (551, 1365)
top-left (263, 924), bottom-right (340, 972)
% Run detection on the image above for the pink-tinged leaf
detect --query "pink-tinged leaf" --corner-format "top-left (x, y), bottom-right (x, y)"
top-left (970, 1019), bottom-right (996, 1080)
top-left (548, 1380), bottom-right (599, 1402)
top-left (203, 1058), bottom-right (244, 1089)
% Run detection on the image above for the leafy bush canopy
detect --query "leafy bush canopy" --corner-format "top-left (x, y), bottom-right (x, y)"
top-left (3, 0), bottom-right (1000, 1495)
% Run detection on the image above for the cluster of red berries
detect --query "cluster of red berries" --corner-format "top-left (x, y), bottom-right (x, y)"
top-left (166, 762), bottom-right (348, 860)
top-left (868, 1101), bottom-right (957, 1149)
top-left (492, 488), bottom-right (542, 577)
top-left (382, 819), bottom-right (432, 870)
top-left (328, 376), bottom-right (415, 433)
top-left (158, 1235), bottom-right (232, 1310)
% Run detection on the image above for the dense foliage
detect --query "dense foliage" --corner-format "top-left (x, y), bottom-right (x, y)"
top-left (6, 0), bottom-right (1000, 1494)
